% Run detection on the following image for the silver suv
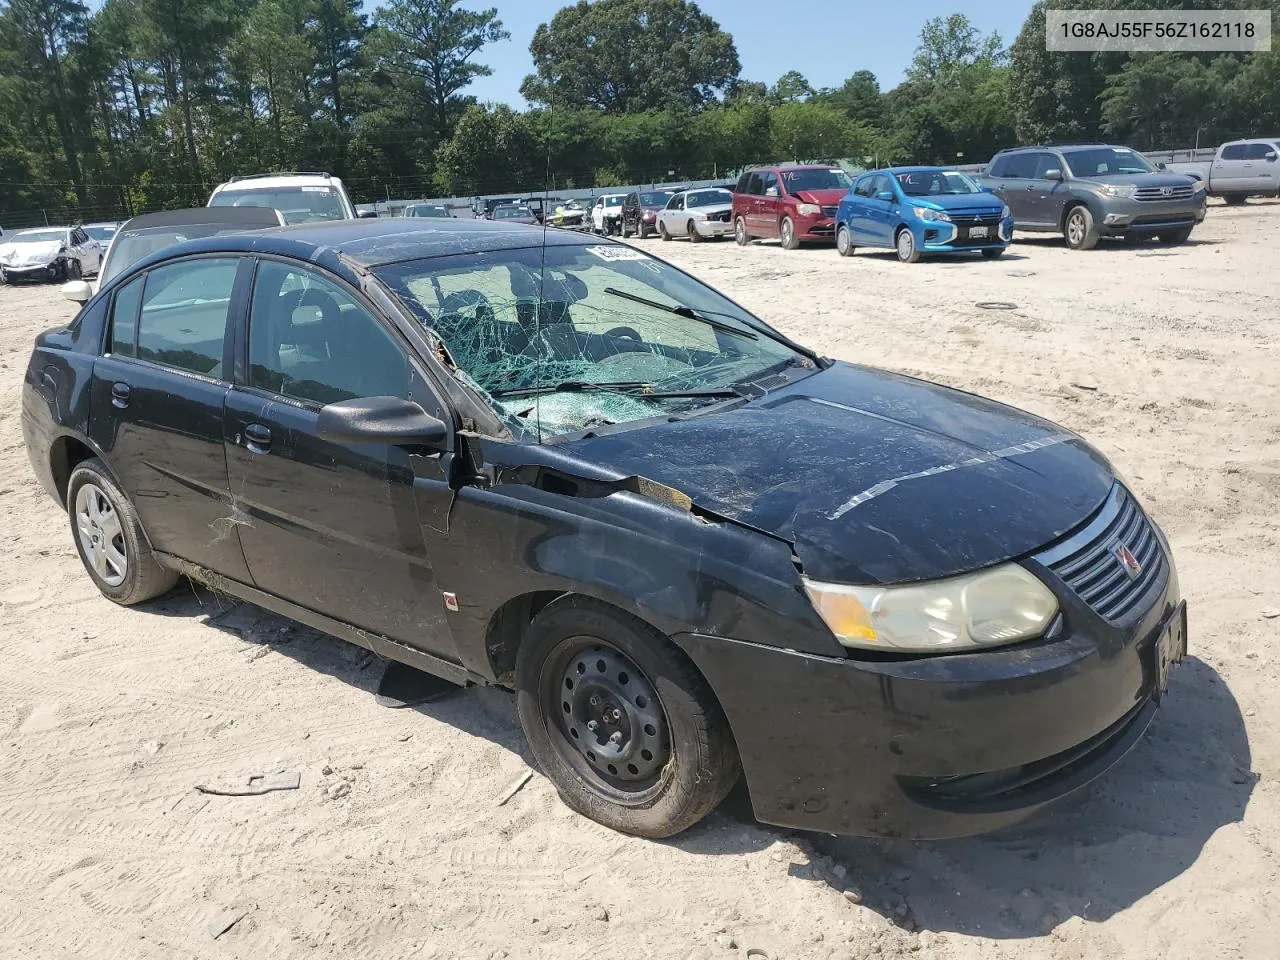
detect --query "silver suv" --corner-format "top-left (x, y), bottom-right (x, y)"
top-left (208, 172), bottom-right (363, 224)
top-left (978, 144), bottom-right (1207, 249)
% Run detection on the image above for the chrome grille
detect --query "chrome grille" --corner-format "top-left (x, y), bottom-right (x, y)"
top-left (1134, 184), bottom-right (1194, 202)
top-left (1036, 485), bottom-right (1165, 622)
top-left (950, 212), bottom-right (1003, 226)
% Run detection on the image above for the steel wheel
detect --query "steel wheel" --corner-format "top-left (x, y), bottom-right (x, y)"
top-left (74, 482), bottom-right (127, 587)
top-left (544, 639), bottom-right (670, 799)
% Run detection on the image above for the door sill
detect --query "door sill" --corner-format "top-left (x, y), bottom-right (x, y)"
top-left (155, 553), bottom-right (479, 688)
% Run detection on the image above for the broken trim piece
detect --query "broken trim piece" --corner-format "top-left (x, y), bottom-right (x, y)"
top-left (827, 433), bottom-right (1077, 520)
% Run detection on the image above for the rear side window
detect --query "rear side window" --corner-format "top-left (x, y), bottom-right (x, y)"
top-left (1221, 144), bottom-right (1247, 160)
top-left (248, 260), bottom-right (409, 406)
top-left (1245, 142), bottom-right (1277, 159)
top-left (988, 156), bottom-right (1009, 177)
top-left (1003, 153), bottom-right (1037, 179)
top-left (137, 258), bottom-right (239, 377)
top-left (110, 275), bottom-right (143, 357)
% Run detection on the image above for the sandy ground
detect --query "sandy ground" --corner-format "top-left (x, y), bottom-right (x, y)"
top-left (1, 201), bottom-right (1278, 960)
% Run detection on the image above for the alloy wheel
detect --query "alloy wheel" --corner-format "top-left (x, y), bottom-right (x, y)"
top-left (1067, 211), bottom-right (1086, 247)
top-left (75, 482), bottom-right (128, 587)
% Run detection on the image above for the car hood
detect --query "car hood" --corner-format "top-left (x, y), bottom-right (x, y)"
top-left (1075, 172), bottom-right (1196, 188)
top-left (562, 362), bottom-right (1114, 584)
top-left (793, 189), bottom-right (850, 205)
top-left (0, 240), bottom-right (61, 264)
top-left (911, 192), bottom-right (1006, 213)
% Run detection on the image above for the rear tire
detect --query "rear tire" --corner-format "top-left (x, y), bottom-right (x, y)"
top-left (658, 220), bottom-right (671, 241)
top-left (779, 216), bottom-right (800, 250)
top-left (1158, 227), bottom-right (1194, 244)
top-left (836, 224), bottom-right (855, 257)
top-left (637, 220), bottom-right (649, 240)
top-left (67, 458), bottom-right (179, 606)
top-left (734, 216), bottom-right (750, 245)
top-left (515, 596), bottom-right (740, 839)
top-left (1063, 205), bottom-right (1099, 250)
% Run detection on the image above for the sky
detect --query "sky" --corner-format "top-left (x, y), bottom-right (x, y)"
top-left (439, 0), bottom-right (1036, 107)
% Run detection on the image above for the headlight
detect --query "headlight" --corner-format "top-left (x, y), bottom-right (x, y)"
top-left (1093, 183), bottom-right (1135, 198)
top-left (1001, 203), bottom-right (1011, 218)
top-left (1192, 180), bottom-right (1207, 194)
top-left (795, 203), bottom-right (822, 216)
top-left (803, 563), bottom-right (1058, 653)
top-left (913, 206), bottom-right (951, 223)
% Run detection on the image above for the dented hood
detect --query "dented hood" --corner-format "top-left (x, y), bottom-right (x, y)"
top-left (563, 362), bottom-right (1114, 584)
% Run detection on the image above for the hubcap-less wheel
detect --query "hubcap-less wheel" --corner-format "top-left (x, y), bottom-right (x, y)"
top-left (75, 482), bottom-right (127, 587)
top-left (548, 640), bottom-right (670, 794)
top-left (1067, 211), bottom-right (1086, 247)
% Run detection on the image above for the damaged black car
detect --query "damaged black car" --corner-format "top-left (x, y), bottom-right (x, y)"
top-left (21, 219), bottom-right (1186, 840)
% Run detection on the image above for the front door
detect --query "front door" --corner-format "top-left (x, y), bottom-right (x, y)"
top-left (1025, 152), bottom-right (1068, 227)
top-left (660, 193), bottom-right (684, 235)
top-left (998, 153), bottom-right (1040, 223)
top-left (87, 256), bottom-right (253, 581)
top-left (1244, 142), bottom-right (1280, 192)
top-left (223, 258), bottom-right (459, 659)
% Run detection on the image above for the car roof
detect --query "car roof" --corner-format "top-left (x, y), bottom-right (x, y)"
top-left (122, 217), bottom-right (600, 280)
top-left (12, 226), bottom-right (68, 236)
top-left (213, 173), bottom-right (338, 191)
top-left (117, 207), bottom-right (284, 232)
top-left (878, 166), bottom-right (951, 176)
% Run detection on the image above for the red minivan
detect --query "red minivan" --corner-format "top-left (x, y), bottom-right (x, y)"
top-left (732, 165), bottom-right (854, 249)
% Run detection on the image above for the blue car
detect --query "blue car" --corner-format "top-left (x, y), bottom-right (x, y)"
top-left (835, 167), bottom-right (1015, 263)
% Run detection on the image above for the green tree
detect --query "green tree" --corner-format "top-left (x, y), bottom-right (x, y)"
top-left (821, 70), bottom-right (883, 129)
top-left (521, 0), bottom-right (740, 112)
top-left (770, 70), bottom-right (813, 103)
top-left (770, 101), bottom-right (870, 162)
top-left (433, 102), bottom-right (540, 194)
top-left (371, 0), bottom-right (508, 139)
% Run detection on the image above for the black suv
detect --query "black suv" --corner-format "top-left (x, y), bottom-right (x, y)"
top-left (977, 144), bottom-right (1206, 249)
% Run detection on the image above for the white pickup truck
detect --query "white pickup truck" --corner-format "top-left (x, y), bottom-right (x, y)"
top-left (1150, 138), bottom-right (1280, 204)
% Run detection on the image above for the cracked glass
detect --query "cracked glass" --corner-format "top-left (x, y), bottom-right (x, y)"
top-left (375, 244), bottom-right (805, 441)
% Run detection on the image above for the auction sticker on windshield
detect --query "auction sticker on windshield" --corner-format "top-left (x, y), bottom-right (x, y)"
top-left (585, 246), bottom-right (649, 262)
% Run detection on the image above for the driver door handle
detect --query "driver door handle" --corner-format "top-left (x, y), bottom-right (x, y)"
top-left (244, 422), bottom-right (272, 454)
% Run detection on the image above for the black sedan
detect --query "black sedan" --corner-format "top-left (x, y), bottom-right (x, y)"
top-left (21, 219), bottom-right (1186, 839)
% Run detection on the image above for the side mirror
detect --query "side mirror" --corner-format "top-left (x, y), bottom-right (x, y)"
top-left (1045, 168), bottom-right (1064, 181)
top-left (316, 396), bottom-right (448, 448)
top-left (358, 210), bottom-right (378, 219)
top-left (875, 190), bottom-right (895, 203)
top-left (60, 279), bottom-right (92, 304)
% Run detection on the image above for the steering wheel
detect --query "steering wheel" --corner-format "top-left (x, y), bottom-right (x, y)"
top-left (441, 288), bottom-right (492, 316)
top-left (603, 325), bottom-right (644, 342)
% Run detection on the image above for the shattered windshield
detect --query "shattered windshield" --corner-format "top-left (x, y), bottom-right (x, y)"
top-left (375, 243), bottom-right (807, 441)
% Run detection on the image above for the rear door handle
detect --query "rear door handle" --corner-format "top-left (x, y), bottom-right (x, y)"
top-left (244, 422), bottom-right (272, 454)
top-left (110, 382), bottom-right (131, 409)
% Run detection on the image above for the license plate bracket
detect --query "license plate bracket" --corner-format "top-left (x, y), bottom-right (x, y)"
top-left (1153, 602), bottom-right (1188, 702)
top-left (968, 225), bottom-right (989, 239)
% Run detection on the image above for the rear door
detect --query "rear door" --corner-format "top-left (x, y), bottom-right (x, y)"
top-left (1028, 151), bottom-right (1068, 226)
top-left (222, 257), bottom-right (459, 658)
top-left (87, 256), bottom-right (252, 581)
top-left (756, 170), bottom-right (780, 238)
top-left (1212, 143), bottom-right (1249, 190)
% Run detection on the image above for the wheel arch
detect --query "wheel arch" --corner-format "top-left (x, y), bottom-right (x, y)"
top-left (49, 432), bottom-right (107, 508)
top-left (1059, 195), bottom-right (1097, 232)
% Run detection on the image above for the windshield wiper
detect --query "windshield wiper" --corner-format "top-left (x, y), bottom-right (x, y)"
top-left (491, 380), bottom-right (741, 400)
top-left (602, 287), bottom-right (758, 340)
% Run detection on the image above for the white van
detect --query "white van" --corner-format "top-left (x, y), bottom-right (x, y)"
top-left (207, 172), bottom-right (363, 223)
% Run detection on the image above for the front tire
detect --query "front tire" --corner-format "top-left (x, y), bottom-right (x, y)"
top-left (686, 220), bottom-right (702, 242)
top-left (1158, 227), bottom-right (1194, 244)
top-left (67, 458), bottom-right (179, 606)
top-left (1223, 194), bottom-right (1247, 206)
top-left (836, 224), bottom-right (855, 257)
top-left (981, 247), bottom-right (1004, 259)
top-left (779, 216), bottom-right (800, 250)
top-left (895, 227), bottom-right (922, 263)
top-left (1064, 205), bottom-right (1099, 250)
top-left (515, 596), bottom-right (740, 839)
top-left (734, 216), bottom-right (750, 245)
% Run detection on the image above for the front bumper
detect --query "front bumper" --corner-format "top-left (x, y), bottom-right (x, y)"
top-left (1096, 196), bottom-right (1207, 235)
top-left (675, 511), bottom-right (1183, 839)
top-left (2, 260), bottom-right (60, 279)
top-left (919, 214), bottom-right (1014, 253)
top-left (795, 214), bottom-right (837, 241)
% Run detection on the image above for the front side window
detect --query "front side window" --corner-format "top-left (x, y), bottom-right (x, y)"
top-left (853, 176), bottom-right (875, 198)
top-left (1245, 142), bottom-right (1277, 160)
top-left (667, 194), bottom-right (685, 210)
top-left (376, 244), bottom-right (809, 441)
top-left (248, 261), bottom-right (409, 406)
top-left (759, 172), bottom-right (779, 196)
top-left (136, 258), bottom-right (239, 377)
top-left (210, 186), bottom-right (345, 224)
top-left (895, 170), bottom-right (982, 196)
top-left (1062, 147), bottom-right (1155, 177)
